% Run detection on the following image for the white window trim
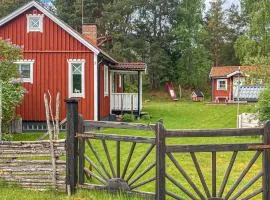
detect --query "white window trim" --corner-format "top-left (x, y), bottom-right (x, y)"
top-left (27, 14), bottom-right (44, 33)
top-left (104, 65), bottom-right (109, 96)
top-left (217, 79), bottom-right (228, 90)
top-left (68, 59), bottom-right (85, 98)
top-left (15, 60), bottom-right (34, 83)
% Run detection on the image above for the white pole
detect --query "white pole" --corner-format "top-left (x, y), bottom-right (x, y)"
top-left (0, 80), bottom-right (2, 140)
top-left (237, 66), bottom-right (241, 128)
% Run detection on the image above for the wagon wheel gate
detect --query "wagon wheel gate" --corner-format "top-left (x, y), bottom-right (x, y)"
top-left (66, 100), bottom-right (270, 199)
top-left (76, 120), bottom-right (157, 198)
top-left (158, 121), bottom-right (270, 200)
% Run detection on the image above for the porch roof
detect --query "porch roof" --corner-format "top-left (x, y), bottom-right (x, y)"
top-left (111, 62), bottom-right (147, 71)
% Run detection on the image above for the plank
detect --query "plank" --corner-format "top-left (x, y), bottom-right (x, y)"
top-left (77, 133), bottom-right (155, 144)
top-left (83, 120), bottom-right (155, 131)
top-left (166, 143), bottom-right (263, 153)
top-left (166, 128), bottom-right (263, 137)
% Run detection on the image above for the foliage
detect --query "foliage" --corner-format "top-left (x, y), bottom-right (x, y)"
top-left (235, 0), bottom-right (270, 64)
top-left (0, 0), bottom-right (34, 18)
top-left (122, 113), bottom-right (135, 122)
top-left (257, 87), bottom-right (270, 121)
top-left (0, 39), bottom-right (24, 132)
top-left (172, 0), bottom-right (212, 89)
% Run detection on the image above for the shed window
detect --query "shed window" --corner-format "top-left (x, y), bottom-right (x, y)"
top-left (15, 61), bottom-right (34, 83)
top-left (27, 14), bottom-right (44, 32)
top-left (104, 65), bottom-right (109, 96)
top-left (68, 60), bottom-right (85, 98)
top-left (217, 79), bottom-right (227, 90)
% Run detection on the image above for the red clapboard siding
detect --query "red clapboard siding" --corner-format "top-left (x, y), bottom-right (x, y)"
top-left (212, 78), bottom-right (233, 101)
top-left (99, 64), bottom-right (110, 119)
top-left (0, 8), bottom-right (94, 121)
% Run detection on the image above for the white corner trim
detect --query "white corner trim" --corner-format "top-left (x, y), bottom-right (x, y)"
top-left (68, 59), bottom-right (85, 98)
top-left (94, 53), bottom-right (98, 121)
top-left (26, 14), bottom-right (44, 33)
top-left (0, 1), bottom-right (100, 55)
top-left (14, 60), bottom-right (35, 83)
top-left (104, 65), bottom-right (109, 97)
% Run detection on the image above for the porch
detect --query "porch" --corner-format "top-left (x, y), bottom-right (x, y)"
top-left (109, 63), bottom-right (146, 116)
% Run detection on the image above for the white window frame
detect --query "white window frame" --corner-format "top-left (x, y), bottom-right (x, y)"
top-left (104, 65), bottom-right (109, 96)
top-left (68, 59), bottom-right (85, 98)
top-left (217, 79), bottom-right (228, 90)
top-left (15, 60), bottom-right (34, 83)
top-left (27, 14), bottom-right (44, 33)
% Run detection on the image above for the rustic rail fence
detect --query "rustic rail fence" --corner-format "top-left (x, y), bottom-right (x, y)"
top-left (0, 140), bottom-right (66, 191)
top-left (65, 99), bottom-right (270, 200)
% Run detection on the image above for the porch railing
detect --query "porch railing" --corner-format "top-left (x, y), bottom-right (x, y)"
top-left (110, 93), bottom-right (142, 111)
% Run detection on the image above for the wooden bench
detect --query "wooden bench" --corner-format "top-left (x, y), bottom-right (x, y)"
top-left (215, 96), bottom-right (229, 103)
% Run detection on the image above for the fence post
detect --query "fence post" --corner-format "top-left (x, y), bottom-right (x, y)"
top-left (156, 121), bottom-right (166, 200)
top-left (78, 114), bottom-right (85, 185)
top-left (263, 121), bottom-right (270, 200)
top-left (65, 99), bottom-right (79, 195)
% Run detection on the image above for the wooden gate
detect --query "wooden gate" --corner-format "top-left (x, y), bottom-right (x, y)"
top-left (156, 122), bottom-right (270, 200)
top-left (65, 99), bottom-right (270, 200)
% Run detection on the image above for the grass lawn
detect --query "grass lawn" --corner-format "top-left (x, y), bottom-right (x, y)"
top-left (6, 96), bottom-right (263, 200)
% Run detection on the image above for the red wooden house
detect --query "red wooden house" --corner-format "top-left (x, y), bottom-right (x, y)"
top-left (209, 66), bottom-right (256, 102)
top-left (0, 1), bottom-right (146, 124)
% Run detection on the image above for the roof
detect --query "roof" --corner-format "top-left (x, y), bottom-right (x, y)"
top-left (0, 1), bottom-right (145, 68)
top-left (234, 86), bottom-right (264, 102)
top-left (209, 66), bottom-right (257, 78)
top-left (192, 90), bottom-right (204, 97)
top-left (110, 62), bottom-right (147, 71)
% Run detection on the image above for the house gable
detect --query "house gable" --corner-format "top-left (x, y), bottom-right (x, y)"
top-left (0, 1), bottom-right (99, 54)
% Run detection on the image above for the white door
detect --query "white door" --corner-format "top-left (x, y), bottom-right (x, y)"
top-left (233, 77), bottom-right (245, 99)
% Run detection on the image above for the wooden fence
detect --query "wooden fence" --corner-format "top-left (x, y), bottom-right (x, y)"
top-left (0, 140), bottom-right (66, 191)
top-left (65, 99), bottom-right (270, 200)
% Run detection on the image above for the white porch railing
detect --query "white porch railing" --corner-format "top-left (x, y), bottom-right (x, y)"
top-left (110, 93), bottom-right (142, 111)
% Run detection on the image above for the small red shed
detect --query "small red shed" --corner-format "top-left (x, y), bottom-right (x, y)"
top-left (209, 66), bottom-right (256, 103)
top-left (0, 1), bottom-right (146, 124)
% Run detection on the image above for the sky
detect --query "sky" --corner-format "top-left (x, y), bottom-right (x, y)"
top-left (205, 0), bottom-right (240, 11)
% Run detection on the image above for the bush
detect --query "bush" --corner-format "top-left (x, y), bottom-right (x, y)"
top-left (257, 87), bottom-right (270, 121)
top-left (122, 114), bottom-right (135, 122)
top-left (1, 81), bottom-right (24, 132)
top-left (0, 39), bottom-right (24, 133)
top-left (141, 114), bottom-right (151, 121)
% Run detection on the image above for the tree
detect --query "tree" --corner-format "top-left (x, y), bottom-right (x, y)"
top-left (0, 40), bottom-right (24, 133)
top-left (205, 0), bottom-right (227, 66)
top-left (172, 0), bottom-right (212, 89)
top-left (235, 0), bottom-right (270, 64)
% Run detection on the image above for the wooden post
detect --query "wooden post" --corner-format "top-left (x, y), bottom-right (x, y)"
top-left (137, 71), bottom-right (142, 118)
top-left (65, 99), bottom-right (79, 195)
top-left (78, 114), bottom-right (85, 185)
top-left (263, 121), bottom-right (270, 200)
top-left (156, 121), bottom-right (166, 200)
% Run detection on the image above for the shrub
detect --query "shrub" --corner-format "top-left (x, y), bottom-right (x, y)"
top-left (141, 114), bottom-right (151, 121)
top-left (122, 114), bottom-right (135, 122)
top-left (0, 39), bottom-right (24, 133)
top-left (257, 87), bottom-right (270, 122)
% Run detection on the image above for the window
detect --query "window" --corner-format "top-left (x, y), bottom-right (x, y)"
top-left (68, 59), bottom-right (85, 98)
top-left (104, 65), bottom-right (109, 96)
top-left (27, 14), bottom-right (44, 32)
top-left (217, 79), bottom-right (227, 90)
top-left (15, 60), bottom-right (34, 83)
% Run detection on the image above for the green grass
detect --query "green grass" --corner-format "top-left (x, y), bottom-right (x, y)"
top-left (6, 96), bottom-right (262, 200)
